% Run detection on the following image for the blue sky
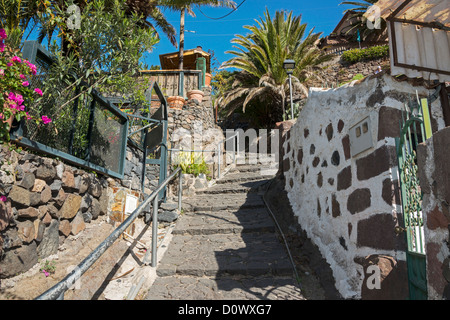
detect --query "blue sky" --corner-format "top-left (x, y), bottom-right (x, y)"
top-left (144, 0), bottom-right (352, 71)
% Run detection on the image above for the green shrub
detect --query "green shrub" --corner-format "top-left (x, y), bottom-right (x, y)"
top-left (173, 151), bottom-right (210, 177)
top-left (342, 45), bottom-right (389, 64)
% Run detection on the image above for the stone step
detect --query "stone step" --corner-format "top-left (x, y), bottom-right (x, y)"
top-left (231, 164), bottom-right (276, 173)
top-left (197, 179), bottom-right (270, 195)
top-left (146, 275), bottom-right (303, 300)
top-left (172, 207), bottom-right (276, 236)
top-left (182, 194), bottom-right (266, 212)
top-left (156, 232), bottom-right (293, 278)
top-left (215, 172), bottom-right (275, 184)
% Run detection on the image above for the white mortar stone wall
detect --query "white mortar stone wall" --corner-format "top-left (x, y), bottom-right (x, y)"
top-left (283, 73), bottom-right (445, 299)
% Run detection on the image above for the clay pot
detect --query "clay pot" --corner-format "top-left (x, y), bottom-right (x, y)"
top-left (186, 90), bottom-right (204, 103)
top-left (204, 73), bottom-right (212, 87)
top-left (1, 100), bottom-right (14, 132)
top-left (167, 96), bottom-right (185, 110)
top-left (0, 113), bottom-right (13, 131)
top-left (151, 94), bottom-right (161, 109)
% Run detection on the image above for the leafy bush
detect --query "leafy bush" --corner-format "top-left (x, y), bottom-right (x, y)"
top-left (173, 151), bottom-right (210, 177)
top-left (342, 45), bottom-right (389, 64)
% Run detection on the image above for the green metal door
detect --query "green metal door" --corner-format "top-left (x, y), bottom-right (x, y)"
top-left (395, 99), bottom-right (431, 300)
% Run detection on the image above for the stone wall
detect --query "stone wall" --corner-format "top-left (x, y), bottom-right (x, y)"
top-left (167, 87), bottom-right (226, 180)
top-left (417, 127), bottom-right (450, 300)
top-left (0, 143), bottom-right (159, 280)
top-left (308, 56), bottom-right (390, 89)
top-left (281, 72), bottom-right (445, 299)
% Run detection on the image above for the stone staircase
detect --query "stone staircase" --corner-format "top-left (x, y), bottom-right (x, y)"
top-left (145, 163), bottom-right (304, 300)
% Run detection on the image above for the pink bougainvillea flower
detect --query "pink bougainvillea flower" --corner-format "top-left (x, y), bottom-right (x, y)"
top-left (22, 81), bottom-right (29, 87)
top-left (19, 74), bottom-right (26, 79)
top-left (0, 41), bottom-right (4, 53)
top-left (34, 88), bottom-right (43, 96)
top-left (15, 94), bottom-right (24, 105)
top-left (0, 69), bottom-right (3, 76)
top-left (41, 116), bottom-right (52, 124)
top-left (6, 62), bottom-right (12, 67)
top-left (0, 196), bottom-right (7, 202)
top-left (8, 92), bottom-right (16, 100)
top-left (0, 29), bottom-right (6, 39)
top-left (11, 56), bottom-right (21, 63)
top-left (25, 61), bottom-right (37, 75)
top-left (26, 112), bottom-right (32, 120)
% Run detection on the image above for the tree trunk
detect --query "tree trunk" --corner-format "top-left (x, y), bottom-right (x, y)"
top-left (178, 8), bottom-right (185, 70)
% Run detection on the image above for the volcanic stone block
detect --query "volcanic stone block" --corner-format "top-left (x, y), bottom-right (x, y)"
top-left (342, 135), bottom-right (351, 160)
top-left (332, 194), bottom-right (341, 218)
top-left (347, 188), bottom-right (371, 214)
top-left (356, 145), bottom-right (397, 181)
top-left (0, 242), bottom-right (38, 278)
top-left (18, 172), bottom-right (35, 190)
top-left (357, 214), bottom-right (397, 250)
top-left (337, 166), bottom-right (352, 191)
top-left (357, 254), bottom-right (408, 300)
top-left (338, 119), bottom-right (345, 133)
top-left (312, 157), bottom-right (320, 167)
top-left (297, 148), bottom-right (303, 165)
top-left (377, 106), bottom-right (402, 141)
top-left (325, 123), bottom-right (333, 141)
top-left (331, 151), bottom-right (340, 166)
top-left (8, 185), bottom-right (32, 207)
top-left (37, 219), bottom-right (60, 259)
top-left (381, 178), bottom-right (401, 205)
top-left (35, 163), bottom-right (56, 182)
top-left (17, 220), bottom-right (35, 243)
top-left (59, 194), bottom-right (82, 219)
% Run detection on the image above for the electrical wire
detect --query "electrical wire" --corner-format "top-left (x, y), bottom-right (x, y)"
top-left (197, 0), bottom-right (248, 20)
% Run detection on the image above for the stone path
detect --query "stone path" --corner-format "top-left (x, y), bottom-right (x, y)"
top-left (145, 164), bottom-right (305, 300)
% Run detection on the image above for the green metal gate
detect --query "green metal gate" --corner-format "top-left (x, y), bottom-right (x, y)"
top-left (395, 98), bottom-right (432, 300)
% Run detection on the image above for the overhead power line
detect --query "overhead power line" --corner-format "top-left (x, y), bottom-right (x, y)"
top-left (197, 0), bottom-right (248, 20)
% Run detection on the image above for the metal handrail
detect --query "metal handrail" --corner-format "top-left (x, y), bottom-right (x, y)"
top-left (35, 167), bottom-right (183, 300)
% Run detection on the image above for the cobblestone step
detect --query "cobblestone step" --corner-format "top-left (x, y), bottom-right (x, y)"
top-left (215, 172), bottom-right (275, 184)
top-left (172, 207), bottom-right (276, 235)
top-left (182, 194), bottom-right (266, 212)
top-left (145, 156), bottom-right (303, 300)
top-left (146, 275), bottom-right (304, 300)
top-left (156, 232), bottom-right (293, 278)
top-left (197, 179), bottom-right (271, 195)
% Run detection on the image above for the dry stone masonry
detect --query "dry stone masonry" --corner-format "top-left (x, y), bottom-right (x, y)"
top-left (0, 143), bottom-right (159, 280)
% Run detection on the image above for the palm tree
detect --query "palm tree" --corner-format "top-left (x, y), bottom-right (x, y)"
top-left (217, 9), bottom-right (331, 125)
top-left (160, 0), bottom-right (236, 70)
top-left (339, 0), bottom-right (386, 41)
top-left (0, 0), bottom-right (44, 49)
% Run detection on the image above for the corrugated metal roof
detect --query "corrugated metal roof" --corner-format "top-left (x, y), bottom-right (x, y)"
top-left (388, 21), bottom-right (450, 82)
top-left (366, 0), bottom-right (450, 27)
top-left (367, 0), bottom-right (450, 81)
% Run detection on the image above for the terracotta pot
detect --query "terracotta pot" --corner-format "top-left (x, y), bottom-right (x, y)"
top-left (0, 113), bottom-right (13, 131)
top-left (187, 90), bottom-right (204, 103)
top-left (167, 96), bottom-right (185, 110)
top-left (204, 73), bottom-right (212, 87)
top-left (1, 101), bottom-right (14, 132)
top-left (151, 94), bottom-right (161, 109)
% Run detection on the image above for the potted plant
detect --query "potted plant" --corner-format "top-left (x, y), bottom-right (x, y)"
top-left (0, 29), bottom-right (51, 143)
top-left (167, 96), bottom-right (185, 110)
top-left (204, 73), bottom-right (212, 87)
top-left (186, 89), bottom-right (204, 103)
